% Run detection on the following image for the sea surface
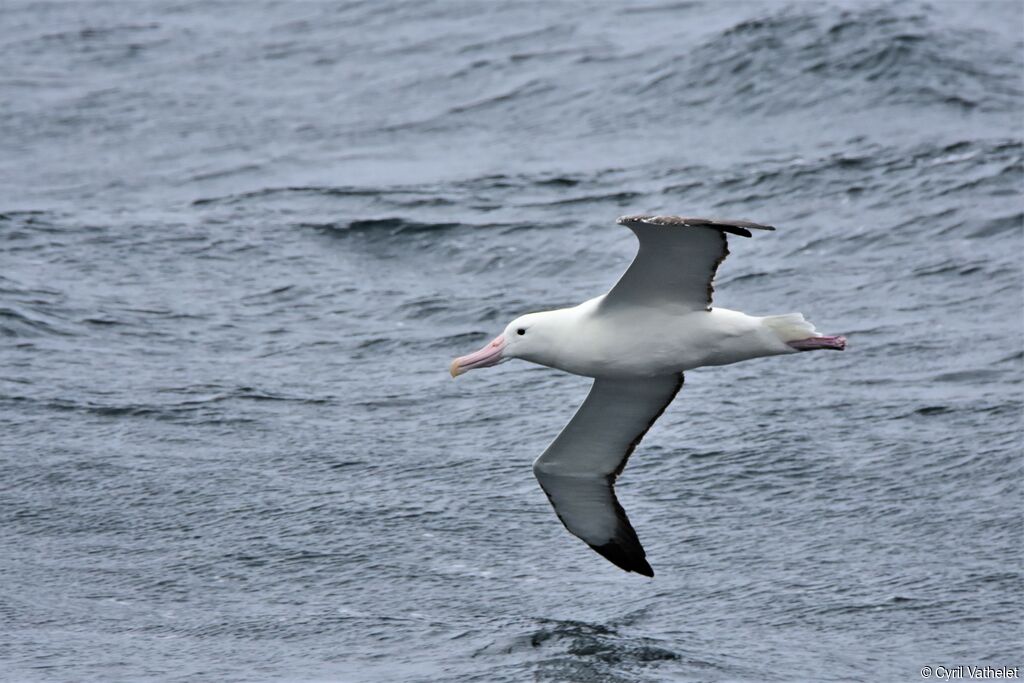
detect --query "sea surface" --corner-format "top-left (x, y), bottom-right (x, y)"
top-left (1, 1), bottom-right (1022, 681)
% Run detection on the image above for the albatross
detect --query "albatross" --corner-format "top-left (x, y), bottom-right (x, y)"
top-left (450, 215), bottom-right (846, 577)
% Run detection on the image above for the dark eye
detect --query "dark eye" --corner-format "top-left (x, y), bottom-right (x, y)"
top-left (517, 328), bottom-right (526, 336)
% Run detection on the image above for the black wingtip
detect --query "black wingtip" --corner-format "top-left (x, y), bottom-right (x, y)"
top-left (588, 542), bottom-right (655, 577)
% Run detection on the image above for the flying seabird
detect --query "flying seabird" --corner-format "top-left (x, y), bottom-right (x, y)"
top-left (450, 215), bottom-right (846, 577)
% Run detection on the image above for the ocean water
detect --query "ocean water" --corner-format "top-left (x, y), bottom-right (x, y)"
top-left (1, 1), bottom-right (1022, 681)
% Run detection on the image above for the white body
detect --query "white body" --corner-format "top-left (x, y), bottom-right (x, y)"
top-left (513, 296), bottom-right (804, 379)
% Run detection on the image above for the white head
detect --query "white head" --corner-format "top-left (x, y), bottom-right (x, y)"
top-left (450, 310), bottom-right (568, 377)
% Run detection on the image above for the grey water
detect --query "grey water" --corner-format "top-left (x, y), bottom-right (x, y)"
top-left (1, 1), bottom-right (1022, 681)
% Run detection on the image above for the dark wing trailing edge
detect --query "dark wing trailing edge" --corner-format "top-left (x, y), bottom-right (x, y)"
top-left (532, 374), bottom-right (684, 577)
top-left (603, 215), bottom-right (775, 311)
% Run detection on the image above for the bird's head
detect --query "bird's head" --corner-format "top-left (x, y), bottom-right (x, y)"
top-left (450, 311), bottom-right (562, 377)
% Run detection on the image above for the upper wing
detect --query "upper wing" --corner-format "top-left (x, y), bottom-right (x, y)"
top-left (602, 215), bottom-right (775, 312)
top-left (532, 374), bottom-right (684, 576)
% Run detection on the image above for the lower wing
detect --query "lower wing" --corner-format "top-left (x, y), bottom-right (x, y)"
top-left (532, 374), bottom-right (684, 576)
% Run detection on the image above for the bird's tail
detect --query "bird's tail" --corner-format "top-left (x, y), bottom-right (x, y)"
top-left (763, 312), bottom-right (818, 343)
